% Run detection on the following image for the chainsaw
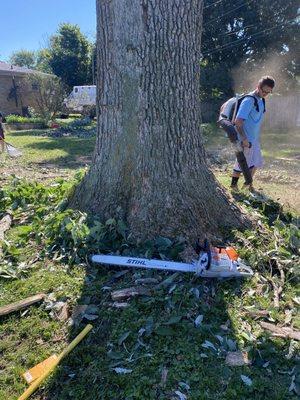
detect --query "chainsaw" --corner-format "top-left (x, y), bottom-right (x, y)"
top-left (91, 240), bottom-right (253, 278)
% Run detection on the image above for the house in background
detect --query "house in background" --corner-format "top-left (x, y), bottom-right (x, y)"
top-left (0, 61), bottom-right (52, 116)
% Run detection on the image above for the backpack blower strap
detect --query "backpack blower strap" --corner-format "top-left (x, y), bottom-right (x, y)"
top-left (236, 95), bottom-right (266, 116)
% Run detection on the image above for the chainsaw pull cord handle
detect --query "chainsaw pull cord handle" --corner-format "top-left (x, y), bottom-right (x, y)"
top-left (194, 239), bottom-right (211, 274)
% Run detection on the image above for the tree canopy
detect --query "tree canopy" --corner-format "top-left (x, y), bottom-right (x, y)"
top-left (9, 50), bottom-right (36, 69)
top-left (48, 23), bottom-right (93, 89)
top-left (7, 3), bottom-right (299, 121)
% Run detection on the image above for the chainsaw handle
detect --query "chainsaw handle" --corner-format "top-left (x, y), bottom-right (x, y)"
top-left (194, 239), bottom-right (211, 270)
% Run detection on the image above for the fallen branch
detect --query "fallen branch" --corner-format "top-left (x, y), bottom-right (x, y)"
top-left (260, 322), bottom-right (300, 341)
top-left (0, 293), bottom-right (46, 317)
top-left (225, 351), bottom-right (251, 366)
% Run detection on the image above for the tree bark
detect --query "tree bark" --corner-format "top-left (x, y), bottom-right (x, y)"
top-left (71, 0), bottom-right (250, 241)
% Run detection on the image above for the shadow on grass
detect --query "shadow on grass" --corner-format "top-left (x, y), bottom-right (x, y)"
top-left (12, 192), bottom-right (298, 399)
top-left (38, 267), bottom-right (297, 400)
top-left (42, 267), bottom-right (240, 399)
top-left (23, 136), bottom-right (95, 170)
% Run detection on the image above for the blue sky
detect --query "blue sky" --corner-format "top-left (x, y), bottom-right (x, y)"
top-left (0, 0), bottom-right (96, 61)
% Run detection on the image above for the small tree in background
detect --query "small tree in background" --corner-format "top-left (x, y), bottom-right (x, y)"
top-left (23, 73), bottom-right (66, 122)
top-left (35, 49), bottom-right (53, 74)
top-left (9, 50), bottom-right (36, 69)
top-left (9, 48), bottom-right (56, 75)
top-left (48, 23), bottom-right (92, 89)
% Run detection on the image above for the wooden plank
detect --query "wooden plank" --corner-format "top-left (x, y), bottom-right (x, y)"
top-left (0, 293), bottom-right (46, 317)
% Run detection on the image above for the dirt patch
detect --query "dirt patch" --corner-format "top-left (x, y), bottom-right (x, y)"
top-left (76, 155), bottom-right (93, 164)
top-left (0, 165), bottom-right (70, 183)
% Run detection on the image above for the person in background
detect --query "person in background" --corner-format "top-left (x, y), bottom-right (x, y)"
top-left (231, 76), bottom-right (275, 191)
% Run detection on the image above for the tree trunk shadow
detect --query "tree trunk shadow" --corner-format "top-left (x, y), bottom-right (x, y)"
top-left (33, 267), bottom-right (265, 399)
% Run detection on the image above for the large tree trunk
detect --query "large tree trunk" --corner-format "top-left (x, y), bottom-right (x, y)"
top-left (71, 0), bottom-right (250, 241)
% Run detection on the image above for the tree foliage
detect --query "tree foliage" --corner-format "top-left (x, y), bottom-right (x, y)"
top-left (35, 49), bottom-right (53, 74)
top-left (48, 23), bottom-right (93, 89)
top-left (9, 50), bottom-right (36, 69)
top-left (9, 48), bottom-right (53, 74)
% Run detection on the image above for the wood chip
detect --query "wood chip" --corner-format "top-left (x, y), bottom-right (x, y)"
top-left (260, 322), bottom-right (300, 341)
top-left (226, 351), bottom-right (251, 366)
top-left (0, 213), bottom-right (12, 257)
top-left (244, 309), bottom-right (269, 319)
top-left (111, 302), bottom-right (130, 309)
top-left (160, 366), bottom-right (168, 387)
top-left (111, 286), bottom-right (150, 301)
top-left (56, 302), bottom-right (70, 322)
top-left (0, 213), bottom-right (12, 241)
top-left (71, 305), bottom-right (89, 325)
top-left (135, 278), bottom-right (159, 285)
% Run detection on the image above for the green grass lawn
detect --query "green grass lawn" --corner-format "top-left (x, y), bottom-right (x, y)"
top-left (2, 129), bottom-right (96, 173)
top-left (0, 126), bottom-right (299, 399)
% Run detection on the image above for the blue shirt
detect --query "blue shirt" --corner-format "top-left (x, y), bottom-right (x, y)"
top-left (236, 91), bottom-right (265, 142)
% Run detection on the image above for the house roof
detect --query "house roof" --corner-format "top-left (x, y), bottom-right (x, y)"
top-left (0, 61), bottom-right (51, 76)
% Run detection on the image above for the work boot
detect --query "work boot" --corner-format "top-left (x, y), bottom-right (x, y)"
top-left (243, 183), bottom-right (267, 200)
top-left (243, 183), bottom-right (255, 192)
top-left (230, 184), bottom-right (239, 193)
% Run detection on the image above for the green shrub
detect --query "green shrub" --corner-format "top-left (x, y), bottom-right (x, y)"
top-left (5, 114), bottom-right (47, 126)
top-left (68, 113), bottom-right (83, 118)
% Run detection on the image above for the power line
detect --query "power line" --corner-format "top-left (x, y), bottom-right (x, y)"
top-left (204, 0), bottom-right (225, 10)
top-left (202, 27), bottom-right (280, 56)
top-left (209, 8), bottom-right (296, 38)
top-left (202, 19), bottom-right (297, 56)
top-left (205, 23), bottom-right (257, 39)
top-left (204, 0), bottom-right (254, 27)
top-left (221, 23), bottom-right (257, 37)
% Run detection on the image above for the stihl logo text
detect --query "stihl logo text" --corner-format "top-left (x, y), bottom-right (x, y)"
top-left (126, 259), bottom-right (146, 266)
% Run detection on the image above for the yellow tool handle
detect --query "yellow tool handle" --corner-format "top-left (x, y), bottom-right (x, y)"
top-left (18, 324), bottom-right (93, 400)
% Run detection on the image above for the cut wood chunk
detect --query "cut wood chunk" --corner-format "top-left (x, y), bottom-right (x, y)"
top-left (226, 351), bottom-right (251, 366)
top-left (0, 213), bottom-right (12, 240)
top-left (56, 302), bottom-right (70, 322)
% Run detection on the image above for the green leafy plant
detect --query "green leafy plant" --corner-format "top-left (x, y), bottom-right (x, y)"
top-left (5, 114), bottom-right (47, 126)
